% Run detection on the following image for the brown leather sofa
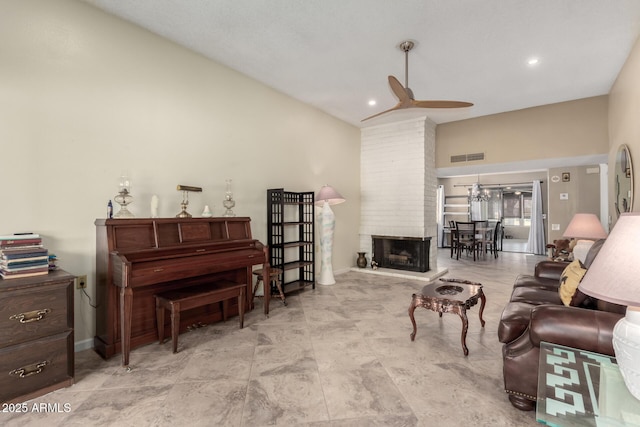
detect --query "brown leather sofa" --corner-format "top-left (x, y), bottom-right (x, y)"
top-left (497, 239), bottom-right (626, 411)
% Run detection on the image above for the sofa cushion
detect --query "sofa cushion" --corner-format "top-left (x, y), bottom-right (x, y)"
top-left (583, 238), bottom-right (605, 269)
top-left (559, 259), bottom-right (587, 306)
top-left (513, 274), bottom-right (559, 291)
top-left (510, 286), bottom-right (562, 305)
top-left (534, 260), bottom-right (570, 281)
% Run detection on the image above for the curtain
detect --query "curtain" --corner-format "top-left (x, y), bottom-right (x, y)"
top-left (436, 185), bottom-right (445, 248)
top-left (526, 180), bottom-right (546, 254)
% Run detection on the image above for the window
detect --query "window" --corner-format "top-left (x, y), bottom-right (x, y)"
top-left (503, 193), bottom-right (521, 218)
top-left (503, 191), bottom-right (532, 226)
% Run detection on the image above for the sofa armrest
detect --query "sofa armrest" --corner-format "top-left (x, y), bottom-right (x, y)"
top-left (534, 260), bottom-right (568, 281)
top-left (529, 305), bottom-right (622, 356)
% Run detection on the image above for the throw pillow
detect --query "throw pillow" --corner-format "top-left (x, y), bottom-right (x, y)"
top-left (559, 259), bottom-right (587, 306)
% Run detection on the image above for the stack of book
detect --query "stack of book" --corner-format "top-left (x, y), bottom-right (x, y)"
top-left (0, 233), bottom-right (49, 279)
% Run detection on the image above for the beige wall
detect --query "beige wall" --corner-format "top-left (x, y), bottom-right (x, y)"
top-left (436, 96), bottom-right (609, 169)
top-left (546, 165), bottom-right (603, 242)
top-left (0, 0), bottom-right (360, 348)
top-left (609, 35), bottom-right (640, 221)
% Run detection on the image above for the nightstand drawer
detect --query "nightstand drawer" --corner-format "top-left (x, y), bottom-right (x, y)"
top-left (0, 280), bottom-right (71, 346)
top-left (0, 330), bottom-right (74, 404)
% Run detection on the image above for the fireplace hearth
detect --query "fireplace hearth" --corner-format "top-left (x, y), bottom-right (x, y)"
top-left (372, 235), bottom-right (431, 273)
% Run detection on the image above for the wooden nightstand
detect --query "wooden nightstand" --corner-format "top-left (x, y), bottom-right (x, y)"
top-left (0, 270), bottom-right (75, 404)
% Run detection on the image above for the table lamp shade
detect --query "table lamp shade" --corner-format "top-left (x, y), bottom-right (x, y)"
top-left (563, 213), bottom-right (608, 240)
top-left (578, 212), bottom-right (640, 401)
top-left (315, 185), bottom-right (345, 207)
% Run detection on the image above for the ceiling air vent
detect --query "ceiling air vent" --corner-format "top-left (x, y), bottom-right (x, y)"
top-left (450, 152), bottom-right (485, 163)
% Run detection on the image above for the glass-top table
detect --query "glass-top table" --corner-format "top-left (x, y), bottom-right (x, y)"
top-left (537, 342), bottom-right (640, 427)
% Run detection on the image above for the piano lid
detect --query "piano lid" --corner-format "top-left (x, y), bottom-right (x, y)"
top-left (95, 217), bottom-right (254, 252)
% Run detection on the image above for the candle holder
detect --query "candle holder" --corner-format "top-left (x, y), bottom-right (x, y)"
top-left (223, 179), bottom-right (236, 217)
top-left (113, 175), bottom-right (134, 218)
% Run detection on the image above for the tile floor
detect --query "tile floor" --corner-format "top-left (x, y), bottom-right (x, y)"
top-left (3, 249), bottom-right (547, 426)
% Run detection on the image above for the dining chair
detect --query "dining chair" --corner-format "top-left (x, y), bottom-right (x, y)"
top-left (454, 221), bottom-right (481, 261)
top-left (484, 220), bottom-right (501, 258)
top-left (474, 220), bottom-right (489, 252)
top-left (444, 220), bottom-right (456, 250)
top-left (450, 223), bottom-right (459, 258)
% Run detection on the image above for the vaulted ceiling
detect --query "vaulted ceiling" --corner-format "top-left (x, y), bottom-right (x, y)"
top-left (83, 0), bottom-right (640, 127)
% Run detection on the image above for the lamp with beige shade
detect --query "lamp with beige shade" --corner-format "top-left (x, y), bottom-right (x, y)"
top-left (563, 213), bottom-right (608, 263)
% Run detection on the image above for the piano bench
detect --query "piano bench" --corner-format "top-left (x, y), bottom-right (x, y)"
top-left (154, 280), bottom-right (246, 354)
top-left (252, 267), bottom-right (287, 306)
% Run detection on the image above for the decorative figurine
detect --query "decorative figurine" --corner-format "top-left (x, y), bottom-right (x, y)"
top-left (151, 195), bottom-right (159, 218)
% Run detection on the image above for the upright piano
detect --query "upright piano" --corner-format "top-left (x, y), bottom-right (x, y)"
top-left (94, 217), bottom-right (268, 366)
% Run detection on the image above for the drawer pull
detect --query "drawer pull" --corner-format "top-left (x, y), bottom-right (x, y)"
top-left (9, 361), bottom-right (49, 378)
top-left (153, 268), bottom-right (164, 272)
top-left (9, 308), bottom-right (51, 324)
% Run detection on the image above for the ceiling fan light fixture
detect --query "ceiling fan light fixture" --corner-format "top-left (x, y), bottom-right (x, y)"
top-left (399, 40), bottom-right (415, 53)
top-left (527, 57), bottom-right (540, 66)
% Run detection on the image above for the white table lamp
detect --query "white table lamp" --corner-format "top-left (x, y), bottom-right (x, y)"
top-left (578, 212), bottom-right (640, 400)
top-left (563, 213), bottom-right (608, 263)
top-left (315, 185), bottom-right (345, 285)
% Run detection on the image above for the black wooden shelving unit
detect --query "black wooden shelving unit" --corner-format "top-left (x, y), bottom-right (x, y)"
top-left (267, 189), bottom-right (315, 294)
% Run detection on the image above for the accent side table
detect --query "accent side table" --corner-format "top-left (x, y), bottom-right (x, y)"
top-left (408, 278), bottom-right (486, 356)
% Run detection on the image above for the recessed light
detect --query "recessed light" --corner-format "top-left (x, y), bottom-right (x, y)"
top-left (368, 99), bottom-right (377, 106)
top-left (527, 58), bottom-right (539, 66)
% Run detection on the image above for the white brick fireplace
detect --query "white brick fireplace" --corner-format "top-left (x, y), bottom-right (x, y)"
top-left (359, 116), bottom-right (438, 273)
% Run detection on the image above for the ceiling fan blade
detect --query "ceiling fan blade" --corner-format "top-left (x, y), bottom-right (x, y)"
top-left (388, 75), bottom-right (411, 103)
top-left (362, 41), bottom-right (473, 122)
top-left (361, 102), bottom-right (404, 122)
top-left (412, 100), bottom-right (474, 109)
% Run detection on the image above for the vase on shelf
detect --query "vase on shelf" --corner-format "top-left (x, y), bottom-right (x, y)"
top-left (356, 252), bottom-right (367, 268)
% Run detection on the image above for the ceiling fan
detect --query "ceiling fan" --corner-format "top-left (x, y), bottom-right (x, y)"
top-left (362, 40), bottom-right (473, 121)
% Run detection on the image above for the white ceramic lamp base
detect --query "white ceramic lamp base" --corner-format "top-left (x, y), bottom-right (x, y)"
top-left (613, 306), bottom-right (640, 400)
top-left (318, 201), bottom-right (336, 285)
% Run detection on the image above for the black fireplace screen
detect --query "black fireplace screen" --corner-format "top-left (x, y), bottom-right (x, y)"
top-left (372, 235), bottom-right (431, 272)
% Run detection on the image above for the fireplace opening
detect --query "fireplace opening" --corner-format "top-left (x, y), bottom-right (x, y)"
top-left (372, 235), bottom-right (431, 272)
